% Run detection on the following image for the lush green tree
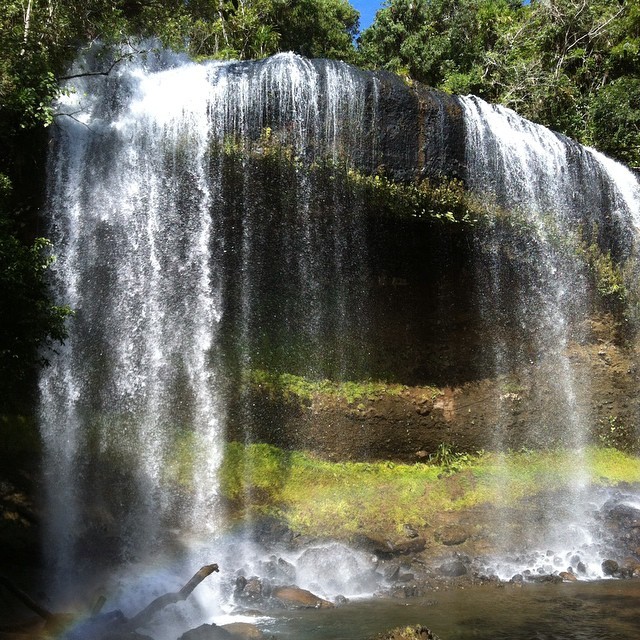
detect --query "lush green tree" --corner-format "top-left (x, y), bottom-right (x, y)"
top-left (276, 0), bottom-right (360, 62)
top-left (358, 0), bottom-right (522, 92)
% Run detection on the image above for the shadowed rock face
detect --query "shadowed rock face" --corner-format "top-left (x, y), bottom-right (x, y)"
top-left (220, 58), bottom-right (466, 182)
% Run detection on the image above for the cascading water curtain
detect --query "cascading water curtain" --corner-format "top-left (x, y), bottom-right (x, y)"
top-left (41, 49), bottom-right (378, 589)
top-left (461, 95), bottom-right (640, 572)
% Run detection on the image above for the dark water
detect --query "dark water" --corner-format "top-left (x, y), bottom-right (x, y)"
top-left (262, 581), bottom-right (640, 639)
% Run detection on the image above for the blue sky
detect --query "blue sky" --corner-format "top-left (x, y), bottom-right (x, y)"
top-left (352, 0), bottom-right (384, 31)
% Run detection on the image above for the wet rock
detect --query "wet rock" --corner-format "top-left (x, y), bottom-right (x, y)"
top-left (270, 586), bottom-right (334, 609)
top-left (602, 498), bottom-right (640, 518)
top-left (526, 574), bottom-right (563, 584)
top-left (277, 557), bottom-right (296, 580)
top-left (510, 574), bottom-right (524, 583)
top-left (235, 576), bottom-right (266, 606)
top-left (388, 583), bottom-right (424, 599)
top-left (369, 624), bottom-right (441, 639)
top-left (219, 622), bottom-right (265, 639)
top-left (559, 571), bottom-right (577, 582)
top-left (101, 634), bottom-right (154, 640)
top-left (576, 561), bottom-right (587, 574)
top-left (383, 563), bottom-right (401, 581)
top-left (351, 534), bottom-right (394, 556)
top-left (334, 594), bottom-right (349, 605)
top-left (397, 573), bottom-right (415, 582)
top-left (438, 559), bottom-right (467, 577)
top-left (249, 516), bottom-right (294, 545)
top-left (260, 556), bottom-right (296, 582)
top-left (434, 525), bottom-right (469, 546)
top-left (390, 537), bottom-right (427, 555)
top-left (403, 524), bottom-right (420, 538)
top-left (179, 624), bottom-right (234, 640)
top-left (601, 559), bottom-right (619, 576)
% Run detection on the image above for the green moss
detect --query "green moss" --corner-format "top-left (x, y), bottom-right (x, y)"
top-left (217, 443), bottom-right (640, 538)
top-left (210, 128), bottom-right (486, 226)
top-left (246, 368), bottom-right (425, 404)
top-left (345, 168), bottom-right (483, 225)
top-left (584, 241), bottom-right (627, 305)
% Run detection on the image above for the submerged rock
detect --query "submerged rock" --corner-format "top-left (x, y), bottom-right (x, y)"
top-left (370, 625), bottom-right (441, 640)
top-left (101, 633), bottom-right (154, 640)
top-left (220, 622), bottom-right (266, 639)
top-left (178, 625), bottom-right (234, 640)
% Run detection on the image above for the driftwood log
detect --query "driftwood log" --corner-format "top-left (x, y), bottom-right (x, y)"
top-left (0, 564), bottom-right (219, 639)
top-left (123, 564), bottom-right (219, 631)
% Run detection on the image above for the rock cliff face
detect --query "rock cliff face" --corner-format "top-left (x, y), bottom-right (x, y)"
top-left (41, 51), bottom-right (640, 577)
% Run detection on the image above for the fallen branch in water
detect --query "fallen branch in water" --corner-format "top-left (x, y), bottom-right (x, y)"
top-left (0, 564), bottom-right (220, 639)
top-left (123, 563), bottom-right (219, 631)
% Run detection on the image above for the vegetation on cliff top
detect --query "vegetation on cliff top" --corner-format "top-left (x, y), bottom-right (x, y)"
top-left (359, 0), bottom-right (640, 168)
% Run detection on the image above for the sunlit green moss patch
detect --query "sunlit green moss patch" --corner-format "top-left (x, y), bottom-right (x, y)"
top-left (216, 443), bottom-right (640, 538)
top-left (245, 369), bottom-right (441, 404)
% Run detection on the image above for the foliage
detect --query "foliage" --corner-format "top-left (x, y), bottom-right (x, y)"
top-left (0, 211), bottom-right (72, 400)
top-left (358, 0), bottom-right (523, 91)
top-left (588, 77), bottom-right (640, 167)
top-left (347, 170), bottom-right (484, 224)
top-left (145, 0), bottom-right (359, 62)
top-left (584, 242), bottom-right (627, 307)
top-left (428, 442), bottom-right (477, 475)
top-left (359, 0), bottom-right (640, 167)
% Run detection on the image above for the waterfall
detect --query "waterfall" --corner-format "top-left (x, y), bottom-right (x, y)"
top-left (41, 50), bottom-right (381, 588)
top-left (460, 95), bottom-right (640, 575)
top-left (40, 47), bottom-right (640, 611)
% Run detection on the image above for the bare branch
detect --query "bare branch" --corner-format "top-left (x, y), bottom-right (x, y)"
top-left (0, 575), bottom-right (53, 622)
top-left (124, 564), bottom-right (220, 631)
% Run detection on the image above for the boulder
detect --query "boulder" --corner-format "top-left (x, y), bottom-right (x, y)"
top-left (270, 586), bottom-right (334, 609)
top-left (434, 525), bottom-right (469, 546)
top-left (390, 537), bottom-right (427, 555)
top-left (559, 571), bottom-right (577, 582)
top-left (178, 624), bottom-right (234, 640)
top-left (438, 559), bottom-right (467, 577)
top-left (219, 622), bottom-right (265, 639)
top-left (235, 576), bottom-right (266, 606)
top-left (370, 625), bottom-right (441, 640)
top-left (601, 559), bottom-right (619, 576)
top-left (351, 533), bottom-right (395, 556)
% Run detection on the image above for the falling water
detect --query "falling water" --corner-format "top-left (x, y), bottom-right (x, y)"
top-left (40, 47), bottom-right (640, 624)
top-left (460, 95), bottom-right (640, 576)
top-left (40, 49), bottom-right (384, 589)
